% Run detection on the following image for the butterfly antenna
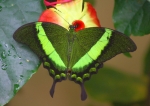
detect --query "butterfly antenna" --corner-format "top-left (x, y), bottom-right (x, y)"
top-left (54, 10), bottom-right (71, 26)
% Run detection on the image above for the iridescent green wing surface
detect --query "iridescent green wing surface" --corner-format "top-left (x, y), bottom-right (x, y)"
top-left (69, 27), bottom-right (136, 100)
top-left (96, 28), bottom-right (137, 63)
top-left (13, 22), bottom-right (69, 97)
top-left (70, 27), bottom-right (136, 82)
top-left (68, 28), bottom-right (106, 80)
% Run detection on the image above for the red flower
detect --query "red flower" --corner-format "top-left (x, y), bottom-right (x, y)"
top-left (39, 0), bottom-right (100, 31)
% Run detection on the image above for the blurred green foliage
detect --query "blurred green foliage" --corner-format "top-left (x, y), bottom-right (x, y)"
top-left (144, 44), bottom-right (150, 75)
top-left (113, 0), bottom-right (150, 36)
top-left (85, 67), bottom-right (147, 103)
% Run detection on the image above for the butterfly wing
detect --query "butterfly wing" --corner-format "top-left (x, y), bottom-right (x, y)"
top-left (68, 28), bottom-right (106, 79)
top-left (96, 27), bottom-right (137, 63)
top-left (13, 22), bottom-right (69, 97)
top-left (69, 27), bottom-right (136, 100)
top-left (70, 27), bottom-right (136, 82)
top-left (13, 22), bottom-right (46, 58)
top-left (67, 28), bottom-right (107, 100)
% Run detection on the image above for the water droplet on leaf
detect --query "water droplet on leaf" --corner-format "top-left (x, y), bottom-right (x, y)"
top-left (11, 4), bottom-right (14, 6)
top-left (22, 19), bottom-right (25, 22)
top-left (13, 55), bottom-right (16, 58)
top-left (20, 75), bottom-right (24, 80)
top-left (11, 45), bottom-right (15, 50)
top-left (5, 43), bottom-right (8, 48)
top-left (20, 75), bottom-right (24, 78)
top-left (7, 50), bottom-right (11, 56)
top-left (0, 6), bottom-right (2, 12)
top-left (1, 51), bottom-right (6, 59)
top-left (1, 63), bottom-right (7, 70)
top-left (14, 84), bottom-right (19, 94)
top-left (26, 59), bottom-right (30, 62)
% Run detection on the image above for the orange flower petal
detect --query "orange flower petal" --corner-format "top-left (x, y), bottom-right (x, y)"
top-left (38, 8), bottom-right (69, 29)
top-left (83, 2), bottom-right (100, 27)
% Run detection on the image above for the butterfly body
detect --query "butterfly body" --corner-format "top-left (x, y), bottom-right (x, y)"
top-left (13, 22), bottom-right (136, 100)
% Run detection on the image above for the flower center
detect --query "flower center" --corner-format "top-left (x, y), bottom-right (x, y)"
top-left (72, 20), bottom-right (85, 32)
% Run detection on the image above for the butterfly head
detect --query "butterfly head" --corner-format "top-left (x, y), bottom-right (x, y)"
top-left (69, 20), bottom-right (85, 32)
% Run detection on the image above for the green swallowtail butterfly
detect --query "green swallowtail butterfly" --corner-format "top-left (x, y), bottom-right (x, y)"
top-left (13, 22), bottom-right (136, 101)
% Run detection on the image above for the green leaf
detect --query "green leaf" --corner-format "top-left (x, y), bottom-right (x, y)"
top-left (143, 44), bottom-right (150, 75)
top-left (85, 67), bottom-right (147, 102)
top-left (0, 0), bottom-right (44, 105)
top-left (113, 0), bottom-right (150, 36)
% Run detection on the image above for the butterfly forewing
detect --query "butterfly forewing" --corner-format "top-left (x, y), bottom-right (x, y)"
top-left (97, 28), bottom-right (137, 63)
top-left (42, 22), bottom-right (69, 67)
top-left (13, 22), bottom-right (46, 58)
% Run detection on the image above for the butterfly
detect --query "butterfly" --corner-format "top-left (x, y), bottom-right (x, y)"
top-left (13, 21), bottom-right (137, 101)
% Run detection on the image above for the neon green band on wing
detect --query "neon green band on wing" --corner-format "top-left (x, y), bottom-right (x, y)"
top-left (36, 22), bottom-right (66, 71)
top-left (49, 51), bottom-right (66, 71)
top-left (36, 22), bottom-right (54, 55)
top-left (72, 29), bottom-right (112, 72)
top-left (72, 53), bottom-right (93, 73)
top-left (88, 29), bottom-right (112, 60)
